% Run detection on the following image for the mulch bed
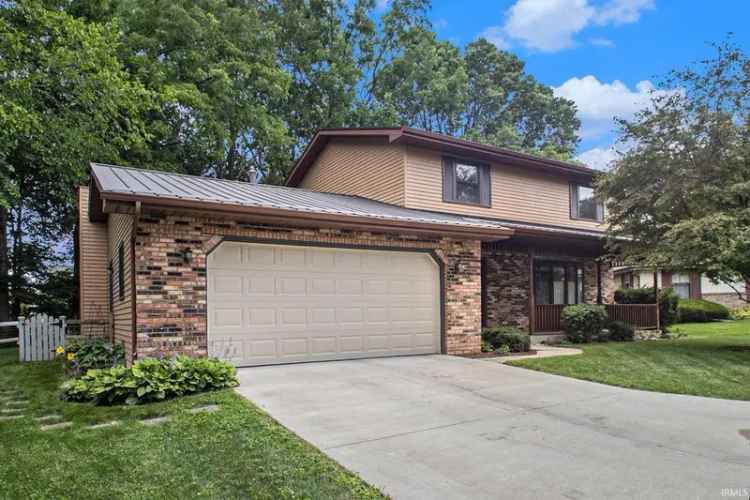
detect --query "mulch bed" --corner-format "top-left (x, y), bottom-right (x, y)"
top-left (462, 350), bottom-right (538, 359)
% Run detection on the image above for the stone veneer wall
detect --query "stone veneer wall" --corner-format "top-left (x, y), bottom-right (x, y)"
top-left (482, 248), bottom-right (530, 330)
top-left (583, 260), bottom-right (616, 304)
top-left (133, 210), bottom-right (482, 359)
top-left (482, 243), bottom-right (616, 332)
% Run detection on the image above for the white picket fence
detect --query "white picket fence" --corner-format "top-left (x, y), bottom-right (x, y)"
top-left (16, 314), bottom-right (68, 362)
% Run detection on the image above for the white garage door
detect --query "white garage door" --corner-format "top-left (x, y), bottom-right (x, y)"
top-left (207, 242), bottom-right (441, 366)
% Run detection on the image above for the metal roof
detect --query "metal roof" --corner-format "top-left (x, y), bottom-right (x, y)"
top-left (90, 163), bottom-right (514, 233)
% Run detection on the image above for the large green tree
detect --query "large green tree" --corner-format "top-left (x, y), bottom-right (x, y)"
top-left (598, 41), bottom-right (750, 301)
top-left (368, 34), bottom-right (580, 157)
top-left (112, 0), bottom-right (291, 183)
top-left (0, 1), bottom-right (153, 319)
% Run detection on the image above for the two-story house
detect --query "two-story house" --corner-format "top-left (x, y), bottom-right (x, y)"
top-left (78, 127), bottom-right (619, 366)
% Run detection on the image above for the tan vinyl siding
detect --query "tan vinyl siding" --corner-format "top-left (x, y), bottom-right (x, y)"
top-left (300, 137), bottom-right (406, 206)
top-left (108, 213), bottom-right (134, 354)
top-left (405, 145), bottom-right (605, 231)
top-left (78, 186), bottom-right (109, 322)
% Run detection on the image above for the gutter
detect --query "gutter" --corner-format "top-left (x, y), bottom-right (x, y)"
top-left (98, 192), bottom-right (514, 241)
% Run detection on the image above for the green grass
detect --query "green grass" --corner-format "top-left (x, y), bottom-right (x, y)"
top-left (0, 348), bottom-right (384, 500)
top-left (509, 320), bottom-right (750, 401)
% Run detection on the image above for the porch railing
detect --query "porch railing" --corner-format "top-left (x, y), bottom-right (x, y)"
top-left (605, 304), bottom-right (658, 329)
top-left (534, 304), bottom-right (566, 332)
top-left (534, 303), bottom-right (659, 332)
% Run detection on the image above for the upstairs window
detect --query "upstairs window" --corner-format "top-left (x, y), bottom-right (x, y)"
top-left (443, 157), bottom-right (490, 206)
top-left (570, 183), bottom-right (603, 222)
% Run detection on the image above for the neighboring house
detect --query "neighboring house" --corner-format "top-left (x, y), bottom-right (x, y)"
top-left (78, 127), bottom-right (625, 367)
top-left (614, 267), bottom-right (748, 309)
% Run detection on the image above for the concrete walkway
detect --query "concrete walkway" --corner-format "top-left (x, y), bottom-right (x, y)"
top-left (236, 355), bottom-right (750, 500)
top-left (492, 344), bottom-right (582, 363)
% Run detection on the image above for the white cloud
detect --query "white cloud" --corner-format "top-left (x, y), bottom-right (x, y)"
top-left (553, 75), bottom-right (669, 139)
top-left (479, 26), bottom-right (510, 49)
top-left (576, 145), bottom-right (620, 170)
top-left (479, 0), bottom-right (654, 53)
top-left (594, 0), bottom-right (655, 25)
top-left (589, 37), bottom-right (615, 47)
top-left (503, 0), bottom-right (594, 52)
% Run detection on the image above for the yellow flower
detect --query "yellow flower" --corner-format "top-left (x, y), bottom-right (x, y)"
top-left (55, 346), bottom-right (65, 355)
top-left (67, 352), bottom-right (75, 361)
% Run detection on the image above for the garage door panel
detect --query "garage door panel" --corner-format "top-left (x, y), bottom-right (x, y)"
top-left (248, 308), bottom-right (276, 326)
top-left (208, 242), bottom-right (440, 366)
top-left (310, 337), bottom-right (337, 354)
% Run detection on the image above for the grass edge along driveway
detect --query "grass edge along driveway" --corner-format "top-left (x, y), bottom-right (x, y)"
top-left (0, 348), bottom-right (385, 500)
top-left (509, 320), bottom-right (750, 401)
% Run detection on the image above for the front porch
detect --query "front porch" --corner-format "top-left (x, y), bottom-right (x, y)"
top-left (481, 235), bottom-right (659, 335)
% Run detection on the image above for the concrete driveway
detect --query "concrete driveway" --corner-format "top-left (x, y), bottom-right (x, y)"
top-left (236, 355), bottom-right (750, 500)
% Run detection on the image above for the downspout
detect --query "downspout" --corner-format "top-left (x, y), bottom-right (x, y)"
top-left (130, 201), bottom-right (141, 364)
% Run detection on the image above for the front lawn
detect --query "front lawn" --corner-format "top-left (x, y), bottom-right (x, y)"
top-left (0, 348), bottom-right (384, 499)
top-left (510, 320), bottom-right (750, 401)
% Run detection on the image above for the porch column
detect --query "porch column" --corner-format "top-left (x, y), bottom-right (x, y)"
top-left (528, 249), bottom-right (535, 334)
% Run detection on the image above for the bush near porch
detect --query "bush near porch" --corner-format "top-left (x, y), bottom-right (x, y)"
top-left (509, 319), bottom-right (750, 401)
top-left (481, 327), bottom-right (531, 353)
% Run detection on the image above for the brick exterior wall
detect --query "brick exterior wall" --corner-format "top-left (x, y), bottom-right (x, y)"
top-left (482, 243), bottom-right (615, 332)
top-left (583, 260), bottom-right (616, 304)
top-left (482, 248), bottom-right (530, 330)
top-left (133, 210), bottom-right (482, 359)
top-left (702, 293), bottom-right (746, 310)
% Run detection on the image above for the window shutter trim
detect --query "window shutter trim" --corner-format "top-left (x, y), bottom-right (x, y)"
top-left (442, 157), bottom-right (455, 202)
top-left (479, 164), bottom-right (491, 206)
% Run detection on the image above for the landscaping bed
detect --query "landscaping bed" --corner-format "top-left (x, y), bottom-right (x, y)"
top-left (0, 348), bottom-right (384, 499)
top-left (508, 319), bottom-right (750, 401)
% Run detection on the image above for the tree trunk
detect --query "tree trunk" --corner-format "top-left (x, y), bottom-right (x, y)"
top-left (0, 207), bottom-right (9, 322)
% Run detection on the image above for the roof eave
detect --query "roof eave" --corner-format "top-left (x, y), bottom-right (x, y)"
top-left (286, 127), bottom-right (596, 187)
top-left (98, 191), bottom-right (514, 241)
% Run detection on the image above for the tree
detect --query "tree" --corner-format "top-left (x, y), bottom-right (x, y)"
top-left (598, 41), bottom-right (750, 302)
top-left (113, 0), bottom-right (292, 183)
top-left (373, 28), bottom-right (468, 134)
top-left (462, 39), bottom-right (579, 157)
top-left (0, 1), bottom-right (153, 318)
top-left (270, 0), bottom-right (362, 163)
top-left (368, 34), bottom-right (580, 158)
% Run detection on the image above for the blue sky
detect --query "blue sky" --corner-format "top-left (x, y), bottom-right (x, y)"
top-left (425, 0), bottom-right (750, 168)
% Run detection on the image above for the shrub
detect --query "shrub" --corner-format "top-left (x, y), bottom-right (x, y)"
top-left (481, 326), bottom-right (531, 353)
top-left (677, 299), bottom-right (730, 323)
top-left (731, 306), bottom-right (750, 320)
top-left (607, 320), bottom-right (635, 341)
top-left (613, 287), bottom-right (679, 327)
top-left (614, 287), bottom-right (656, 304)
top-left (66, 338), bottom-right (125, 374)
top-left (61, 356), bottom-right (239, 405)
top-left (561, 304), bottom-right (608, 343)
